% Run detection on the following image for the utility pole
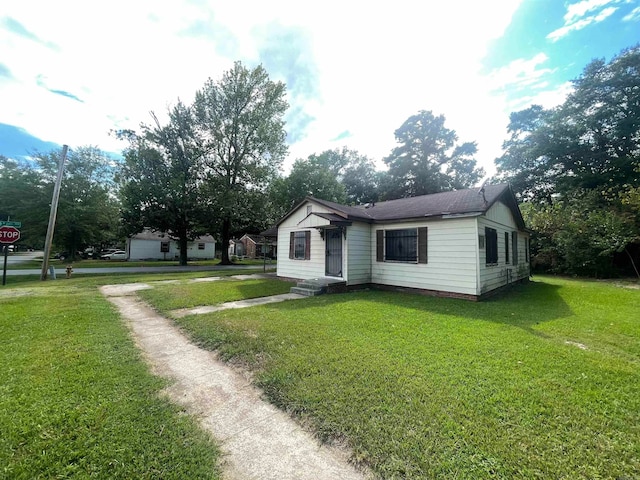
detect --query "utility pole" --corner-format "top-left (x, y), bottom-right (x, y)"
top-left (41, 145), bottom-right (68, 281)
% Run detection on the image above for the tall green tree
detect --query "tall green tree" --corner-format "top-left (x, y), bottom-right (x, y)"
top-left (0, 147), bottom-right (119, 255)
top-left (496, 45), bottom-right (640, 200)
top-left (117, 101), bottom-right (209, 265)
top-left (382, 110), bottom-right (484, 199)
top-left (310, 147), bottom-right (380, 205)
top-left (268, 158), bottom-right (347, 220)
top-left (497, 45), bottom-right (640, 277)
top-left (266, 147), bottom-right (380, 221)
top-left (0, 155), bottom-right (48, 247)
top-left (194, 62), bottom-right (288, 264)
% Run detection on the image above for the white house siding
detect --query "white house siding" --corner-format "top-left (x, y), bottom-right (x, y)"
top-left (128, 238), bottom-right (215, 260)
top-left (128, 239), bottom-right (165, 260)
top-left (345, 222), bottom-right (372, 285)
top-left (477, 201), bottom-right (530, 295)
top-left (184, 241), bottom-right (215, 259)
top-left (370, 218), bottom-right (478, 295)
top-left (277, 201), bottom-right (335, 280)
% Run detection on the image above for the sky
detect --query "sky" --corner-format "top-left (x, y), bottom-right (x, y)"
top-left (1, 0), bottom-right (639, 177)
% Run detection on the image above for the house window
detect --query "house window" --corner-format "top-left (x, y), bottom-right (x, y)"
top-left (198, 243), bottom-right (205, 250)
top-left (512, 232), bottom-right (519, 265)
top-left (376, 227), bottom-right (427, 264)
top-left (160, 241), bottom-right (170, 253)
top-left (306, 205), bottom-right (312, 215)
top-left (485, 227), bottom-right (498, 265)
top-left (385, 229), bottom-right (417, 262)
top-left (505, 232), bottom-right (510, 264)
top-left (289, 231), bottom-right (310, 260)
top-left (525, 238), bottom-right (529, 263)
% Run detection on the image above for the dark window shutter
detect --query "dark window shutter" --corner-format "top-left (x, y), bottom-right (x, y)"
top-left (304, 231), bottom-right (311, 260)
top-left (376, 230), bottom-right (384, 262)
top-left (289, 232), bottom-right (294, 259)
top-left (505, 232), bottom-right (509, 264)
top-left (418, 227), bottom-right (428, 264)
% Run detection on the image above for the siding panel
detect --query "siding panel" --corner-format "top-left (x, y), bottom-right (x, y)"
top-left (371, 219), bottom-right (478, 295)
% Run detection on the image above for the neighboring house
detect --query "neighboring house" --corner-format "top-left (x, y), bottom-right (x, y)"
top-left (127, 229), bottom-right (216, 260)
top-left (276, 183), bottom-right (530, 300)
top-left (238, 233), bottom-right (278, 259)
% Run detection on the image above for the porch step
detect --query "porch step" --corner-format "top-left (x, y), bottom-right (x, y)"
top-left (289, 278), bottom-right (348, 297)
top-left (290, 285), bottom-right (325, 296)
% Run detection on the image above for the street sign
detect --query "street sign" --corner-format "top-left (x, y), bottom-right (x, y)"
top-left (0, 226), bottom-right (20, 244)
top-left (0, 221), bottom-right (21, 228)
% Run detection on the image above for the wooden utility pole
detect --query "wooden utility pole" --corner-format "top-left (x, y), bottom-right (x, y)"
top-left (41, 145), bottom-right (68, 281)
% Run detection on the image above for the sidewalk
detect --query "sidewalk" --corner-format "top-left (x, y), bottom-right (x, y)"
top-left (101, 283), bottom-right (368, 480)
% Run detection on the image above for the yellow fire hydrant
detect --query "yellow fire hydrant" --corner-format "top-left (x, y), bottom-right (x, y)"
top-left (65, 265), bottom-right (73, 279)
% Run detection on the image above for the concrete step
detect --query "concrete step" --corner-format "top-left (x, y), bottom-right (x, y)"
top-left (290, 286), bottom-right (324, 296)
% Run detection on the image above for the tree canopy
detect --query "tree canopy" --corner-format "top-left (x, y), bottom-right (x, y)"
top-left (117, 101), bottom-right (209, 265)
top-left (496, 45), bottom-right (640, 277)
top-left (195, 62), bottom-right (288, 263)
top-left (0, 147), bottom-right (120, 256)
top-left (496, 45), bottom-right (640, 202)
top-left (117, 62), bottom-right (288, 265)
top-left (382, 110), bottom-right (484, 199)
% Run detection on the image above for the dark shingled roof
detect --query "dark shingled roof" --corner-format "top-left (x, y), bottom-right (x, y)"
top-left (260, 226), bottom-right (278, 237)
top-left (277, 184), bottom-right (525, 229)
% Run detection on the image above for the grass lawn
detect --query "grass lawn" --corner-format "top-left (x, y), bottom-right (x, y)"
top-left (138, 278), bottom-right (294, 311)
top-left (160, 276), bottom-right (640, 479)
top-left (0, 276), bottom-right (221, 479)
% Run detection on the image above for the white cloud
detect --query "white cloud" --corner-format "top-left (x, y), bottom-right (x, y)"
top-left (623, 5), bottom-right (640, 21)
top-left (487, 53), bottom-right (553, 91)
top-left (506, 81), bottom-right (574, 112)
top-left (564, 0), bottom-right (616, 22)
top-left (548, 2), bottom-right (618, 41)
top-left (1, 0), bottom-right (527, 174)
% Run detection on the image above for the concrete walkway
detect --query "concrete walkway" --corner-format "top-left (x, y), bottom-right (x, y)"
top-left (171, 293), bottom-right (305, 318)
top-left (101, 284), bottom-right (367, 480)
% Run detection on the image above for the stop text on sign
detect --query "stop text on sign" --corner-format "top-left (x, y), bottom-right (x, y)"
top-left (0, 226), bottom-right (21, 244)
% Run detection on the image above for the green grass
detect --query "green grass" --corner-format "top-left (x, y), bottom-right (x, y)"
top-left (0, 279), bottom-right (221, 479)
top-left (138, 278), bottom-right (294, 311)
top-left (161, 276), bottom-right (640, 479)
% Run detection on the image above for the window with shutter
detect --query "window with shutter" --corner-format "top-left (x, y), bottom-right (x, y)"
top-left (485, 227), bottom-right (498, 265)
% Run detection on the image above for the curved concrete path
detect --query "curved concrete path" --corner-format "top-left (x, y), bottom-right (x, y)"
top-left (101, 283), bottom-right (367, 480)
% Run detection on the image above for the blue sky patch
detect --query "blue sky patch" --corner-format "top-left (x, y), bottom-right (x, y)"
top-left (0, 123), bottom-right (60, 159)
top-left (0, 63), bottom-right (13, 80)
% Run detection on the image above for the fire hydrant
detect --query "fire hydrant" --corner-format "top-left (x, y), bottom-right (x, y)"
top-left (65, 265), bottom-right (73, 279)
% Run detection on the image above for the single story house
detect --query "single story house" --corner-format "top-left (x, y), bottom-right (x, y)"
top-left (127, 229), bottom-right (216, 260)
top-left (276, 183), bottom-right (530, 300)
top-left (239, 233), bottom-right (278, 259)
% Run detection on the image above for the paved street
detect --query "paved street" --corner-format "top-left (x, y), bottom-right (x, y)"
top-left (2, 250), bottom-right (42, 265)
top-left (3, 251), bottom-right (275, 276)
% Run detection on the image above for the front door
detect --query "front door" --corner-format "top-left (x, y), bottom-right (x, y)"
top-left (325, 229), bottom-right (343, 277)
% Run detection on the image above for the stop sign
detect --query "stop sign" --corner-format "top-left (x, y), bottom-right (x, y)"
top-left (0, 225), bottom-right (20, 244)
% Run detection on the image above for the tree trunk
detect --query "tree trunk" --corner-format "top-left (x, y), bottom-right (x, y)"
top-left (625, 247), bottom-right (640, 279)
top-left (179, 232), bottom-right (188, 266)
top-left (220, 216), bottom-right (232, 265)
